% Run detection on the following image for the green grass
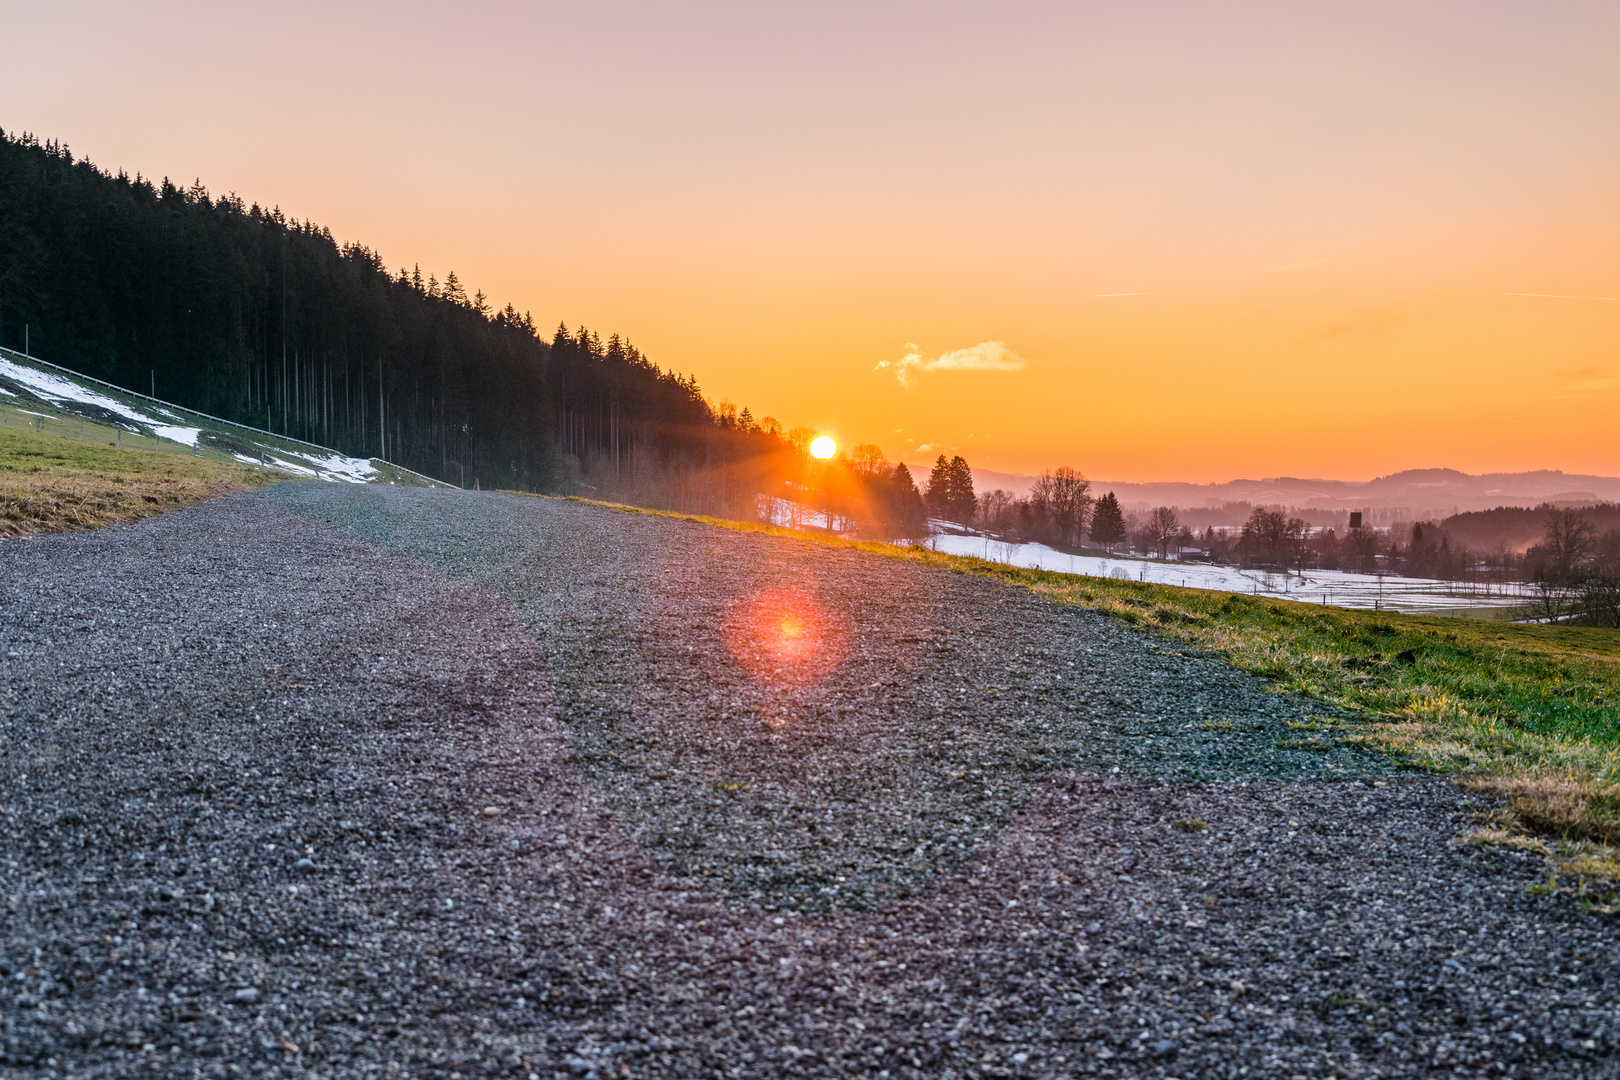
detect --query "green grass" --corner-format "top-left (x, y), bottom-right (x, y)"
top-left (0, 420), bottom-right (276, 536)
top-left (538, 494), bottom-right (1620, 850)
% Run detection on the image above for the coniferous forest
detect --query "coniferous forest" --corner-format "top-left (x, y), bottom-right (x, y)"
top-left (0, 129), bottom-right (784, 503)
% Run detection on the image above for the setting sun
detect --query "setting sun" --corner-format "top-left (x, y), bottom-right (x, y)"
top-left (808, 434), bottom-right (838, 460)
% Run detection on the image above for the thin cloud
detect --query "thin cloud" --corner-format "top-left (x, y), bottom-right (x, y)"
top-left (1555, 376), bottom-right (1620, 393)
top-left (877, 341), bottom-right (1027, 389)
top-left (1091, 292), bottom-right (1159, 297)
top-left (1504, 292), bottom-right (1620, 301)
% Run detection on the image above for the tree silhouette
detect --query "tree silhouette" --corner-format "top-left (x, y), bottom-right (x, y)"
top-left (925, 454), bottom-right (977, 525)
top-left (1089, 492), bottom-right (1126, 552)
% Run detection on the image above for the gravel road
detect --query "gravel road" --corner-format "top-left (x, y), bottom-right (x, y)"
top-left (2, 486), bottom-right (1617, 1079)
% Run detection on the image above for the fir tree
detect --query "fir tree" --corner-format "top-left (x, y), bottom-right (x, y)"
top-left (926, 455), bottom-right (952, 519)
top-left (925, 453), bottom-right (977, 524)
top-left (1090, 492), bottom-right (1126, 552)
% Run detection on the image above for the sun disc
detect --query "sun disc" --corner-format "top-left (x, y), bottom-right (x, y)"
top-left (808, 434), bottom-right (838, 459)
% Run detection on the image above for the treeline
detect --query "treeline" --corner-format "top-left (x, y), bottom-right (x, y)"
top-left (1438, 503), bottom-right (1620, 556)
top-left (0, 129), bottom-right (785, 496)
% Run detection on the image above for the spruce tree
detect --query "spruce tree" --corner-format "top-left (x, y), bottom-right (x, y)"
top-left (887, 463), bottom-right (928, 538)
top-left (925, 454), bottom-right (952, 519)
top-left (946, 455), bottom-right (977, 525)
top-left (1090, 492), bottom-right (1126, 552)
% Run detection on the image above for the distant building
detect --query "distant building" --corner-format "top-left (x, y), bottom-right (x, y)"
top-left (1349, 511), bottom-right (1363, 530)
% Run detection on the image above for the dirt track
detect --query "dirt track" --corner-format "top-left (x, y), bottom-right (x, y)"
top-left (1, 487), bottom-right (1615, 1079)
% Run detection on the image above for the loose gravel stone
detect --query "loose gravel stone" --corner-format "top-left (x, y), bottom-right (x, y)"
top-left (0, 487), bottom-right (1616, 1080)
top-left (269, 485), bottom-right (1393, 912)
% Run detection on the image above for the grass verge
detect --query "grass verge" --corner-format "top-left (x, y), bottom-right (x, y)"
top-left (0, 423), bottom-right (276, 537)
top-left (533, 494), bottom-right (1620, 864)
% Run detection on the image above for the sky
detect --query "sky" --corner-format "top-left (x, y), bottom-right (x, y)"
top-left (3, 1), bottom-right (1618, 481)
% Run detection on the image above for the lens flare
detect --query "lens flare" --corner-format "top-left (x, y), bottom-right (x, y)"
top-left (808, 434), bottom-right (838, 459)
top-left (723, 587), bottom-right (848, 690)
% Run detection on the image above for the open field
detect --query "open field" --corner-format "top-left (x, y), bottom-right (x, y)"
top-left (0, 420), bottom-right (275, 537)
top-left (555, 497), bottom-right (1620, 862)
top-left (927, 531), bottom-right (1537, 617)
top-left (4, 486), bottom-right (1618, 1078)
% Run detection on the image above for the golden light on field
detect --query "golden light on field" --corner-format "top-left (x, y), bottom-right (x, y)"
top-left (808, 435), bottom-right (838, 460)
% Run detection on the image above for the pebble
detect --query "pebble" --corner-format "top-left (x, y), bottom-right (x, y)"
top-left (0, 489), bottom-right (1613, 1079)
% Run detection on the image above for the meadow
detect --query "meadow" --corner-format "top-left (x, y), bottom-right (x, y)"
top-left (0, 410), bottom-right (273, 536)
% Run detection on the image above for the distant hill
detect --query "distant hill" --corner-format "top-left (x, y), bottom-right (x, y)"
top-left (965, 466), bottom-right (1620, 523)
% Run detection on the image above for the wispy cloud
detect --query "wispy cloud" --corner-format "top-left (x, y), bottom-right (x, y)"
top-left (877, 341), bottom-right (1027, 389)
top-left (1504, 292), bottom-right (1620, 301)
top-left (1091, 291), bottom-right (1158, 297)
top-left (1556, 375), bottom-right (1620, 393)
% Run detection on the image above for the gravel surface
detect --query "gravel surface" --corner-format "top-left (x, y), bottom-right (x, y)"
top-left (1, 486), bottom-right (1617, 1079)
top-left (267, 486), bottom-right (1390, 913)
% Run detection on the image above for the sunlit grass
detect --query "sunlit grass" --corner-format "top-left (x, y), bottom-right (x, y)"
top-left (0, 421), bottom-right (275, 537)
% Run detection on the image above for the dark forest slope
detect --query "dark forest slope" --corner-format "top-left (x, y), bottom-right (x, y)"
top-left (0, 130), bottom-right (763, 493)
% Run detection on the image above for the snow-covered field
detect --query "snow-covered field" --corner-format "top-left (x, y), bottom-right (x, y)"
top-left (758, 494), bottom-right (844, 532)
top-left (926, 532), bottom-right (1533, 615)
top-left (0, 351), bottom-right (400, 485)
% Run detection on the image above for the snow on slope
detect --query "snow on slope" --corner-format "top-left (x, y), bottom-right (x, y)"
top-left (0, 352), bottom-right (385, 484)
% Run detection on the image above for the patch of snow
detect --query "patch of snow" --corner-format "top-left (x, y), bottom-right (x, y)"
top-left (151, 425), bottom-right (202, 447)
top-left (264, 456), bottom-right (321, 478)
top-left (301, 450), bottom-right (378, 483)
top-left (0, 356), bottom-right (154, 425)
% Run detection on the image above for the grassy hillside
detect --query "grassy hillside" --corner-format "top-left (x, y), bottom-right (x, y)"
top-left (551, 495), bottom-right (1620, 878)
top-left (0, 415), bottom-right (275, 536)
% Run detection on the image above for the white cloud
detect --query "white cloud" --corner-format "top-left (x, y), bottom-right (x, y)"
top-left (876, 341), bottom-right (1027, 389)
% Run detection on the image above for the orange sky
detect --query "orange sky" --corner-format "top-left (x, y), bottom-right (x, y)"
top-left (5, 2), bottom-right (1619, 481)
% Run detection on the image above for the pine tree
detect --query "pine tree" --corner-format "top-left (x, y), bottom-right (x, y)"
top-left (443, 271), bottom-right (468, 306)
top-left (884, 463), bottom-right (928, 538)
top-left (1090, 492), bottom-right (1126, 552)
top-left (925, 455), bottom-right (952, 520)
top-left (946, 455), bottom-right (976, 524)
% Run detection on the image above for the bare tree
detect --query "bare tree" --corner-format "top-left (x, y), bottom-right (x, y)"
top-left (1028, 466), bottom-right (1091, 548)
top-left (850, 442), bottom-right (888, 477)
top-left (1581, 529), bottom-right (1620, 628)
top-left (1145, 506), bottom-right (1180, 559)
top-left (977, 488), bottom-right (1016, 536)
top-left (1344, 522), bottom-right (1380, 573)
top-left (1239, 507), bottom-right (1307, 570)
top-left (1529, 507), bottom-right (1597, 621)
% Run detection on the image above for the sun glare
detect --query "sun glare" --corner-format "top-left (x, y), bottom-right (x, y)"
top-left (809, 434), bottom-right (838, 459)
top-left (723, 588), bottom-right (849, 693)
